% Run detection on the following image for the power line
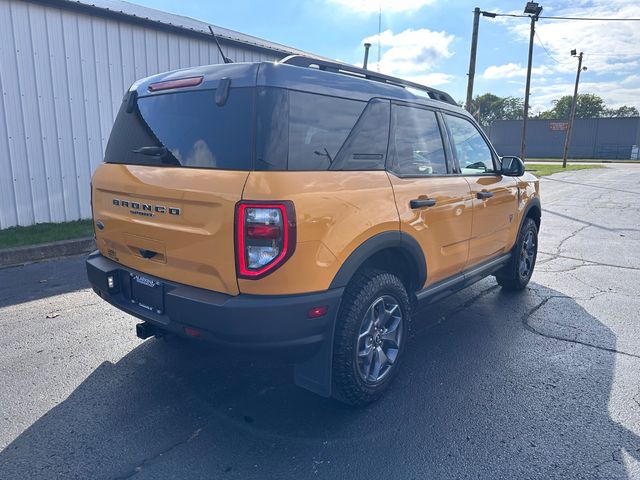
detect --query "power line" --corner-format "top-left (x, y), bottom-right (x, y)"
top-left (534, 31), bottom-right (573, 65)
top-left (585, 52), bottom-right (640, 57)
top-left (482, 11), bottom-right (640, 21)
top-left (539, 15), bottom-right (640, 21)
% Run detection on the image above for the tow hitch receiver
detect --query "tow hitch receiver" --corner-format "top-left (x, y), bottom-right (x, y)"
top-left (136, 322), bottom-right (159, 340)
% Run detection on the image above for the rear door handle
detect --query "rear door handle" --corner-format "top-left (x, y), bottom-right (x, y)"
top-left (410, 198), bottom-right (437, 209)
top-left (476, 191), bottom-right (493, 200)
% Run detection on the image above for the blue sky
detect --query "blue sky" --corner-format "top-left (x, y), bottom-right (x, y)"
top-left (132, 0), bottom-right (640, 112)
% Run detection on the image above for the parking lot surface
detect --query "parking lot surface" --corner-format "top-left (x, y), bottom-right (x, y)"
top-left (1, 164), bottom-right (639, 479)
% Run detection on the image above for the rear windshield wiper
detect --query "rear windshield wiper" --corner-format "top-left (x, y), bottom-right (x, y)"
top-left (131, 146), bottom-right (180, 166)
top-left (314, 147), bottom-right (333, 166)
top-left (132, 146), bottom-right (167, 156)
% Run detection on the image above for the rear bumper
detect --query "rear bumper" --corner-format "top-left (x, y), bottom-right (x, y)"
top-left (86, 251), bottom-right (342, 356)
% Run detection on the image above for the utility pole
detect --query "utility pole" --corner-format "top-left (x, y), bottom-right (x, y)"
top-left (465, 7), bottom-right (481, 113)
top-left (562, 51), bottom-right (585, 168)
top-left (521, 2), bottom-right (543, 161)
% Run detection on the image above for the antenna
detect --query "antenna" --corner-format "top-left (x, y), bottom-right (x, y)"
top-left (208, 26), bottom-right (233, 64)
top-left (377, 6), bottom-right (381, 72)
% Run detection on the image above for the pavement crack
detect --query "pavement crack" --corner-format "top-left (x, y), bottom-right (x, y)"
top-left (593, 450), bottom-right (623, 471)
top-left (112, 427), bottom-right (204, 480)
top-left (521, 296), bottom-right (640, 360)
top-left (537, 251), bottom-right (640, 272)
top-left (540, 176), bottom-right (640, 196)
top-left (555, 224), bottom-right (590, 256)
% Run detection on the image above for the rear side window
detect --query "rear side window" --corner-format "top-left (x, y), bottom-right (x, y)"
top-left (388, 104), bottom-right (448, 176)
top-left (104, 88), bottom-right (253, 170)
top-left (256, 88), bottom-right (366, 171)
top-left (445, 114), bottom-right (496, 174)
top-left (288, 91), bottom-right (366, 170)
top-left (332, 99), bottom-right (390, 171)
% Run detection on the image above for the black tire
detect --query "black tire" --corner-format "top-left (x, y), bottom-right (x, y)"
top-left (332, 269), bottom-right (410, 406)
top-left (496, 217), bottom-right (538, 290)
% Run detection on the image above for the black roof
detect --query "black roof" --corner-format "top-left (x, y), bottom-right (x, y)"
top-left (132, 59), bottom-right (465, 113)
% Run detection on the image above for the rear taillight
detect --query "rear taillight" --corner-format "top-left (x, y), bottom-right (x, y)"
top-left (235, 201), bottom-right (296, 279)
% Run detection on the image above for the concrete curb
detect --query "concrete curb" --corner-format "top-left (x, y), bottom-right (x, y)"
top-left (0, 237), bottom-right (95, 268)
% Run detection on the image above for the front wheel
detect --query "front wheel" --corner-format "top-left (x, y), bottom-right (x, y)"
top-left (496, 217), bottom-right (538, 290)
top-left (332, 270), bottom-right (410, 406)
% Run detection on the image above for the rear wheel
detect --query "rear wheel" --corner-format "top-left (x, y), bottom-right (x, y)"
top-left (332, 269), bottom-right (410, 406)
top-left (496, 217), bottom-right (538, 290)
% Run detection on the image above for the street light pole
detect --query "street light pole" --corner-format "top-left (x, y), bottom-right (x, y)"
top-left (465, 7), bottom-right (481, 113)
top-left (521, 2), bottom-right (543, 161)
top-left (562, 51), bottom-right (585, 168)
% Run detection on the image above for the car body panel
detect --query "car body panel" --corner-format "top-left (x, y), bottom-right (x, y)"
top-left (239, 171), bottom-right (399, 295)
top-left (91, 164), bottom-right (247, 295)
top-left (464, 174), bottom-right (520, 266)
top-left (387, 173), bottom-right (474, 287)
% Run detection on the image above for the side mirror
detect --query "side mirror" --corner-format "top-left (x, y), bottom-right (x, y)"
top-left (500, 156), bottom-right (525, 177)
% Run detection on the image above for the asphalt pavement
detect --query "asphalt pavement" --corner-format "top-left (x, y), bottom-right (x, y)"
top-left (1, 164), bottom-right (639, 479)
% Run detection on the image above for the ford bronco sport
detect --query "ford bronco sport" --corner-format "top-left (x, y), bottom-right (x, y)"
top-left (87, 56), bottom-right (540, 406)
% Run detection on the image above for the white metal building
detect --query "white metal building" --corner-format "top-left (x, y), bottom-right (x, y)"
top-left (0, 0), bottom-right (320, 229)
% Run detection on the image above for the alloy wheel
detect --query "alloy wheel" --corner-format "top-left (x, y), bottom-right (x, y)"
top-left (519, 229), bottom-right (536, 279)
top-left (356, 295), bottom-right (403, 384)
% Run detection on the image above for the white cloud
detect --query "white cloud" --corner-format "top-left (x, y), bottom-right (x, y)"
top-left (479, 1), bottom-right (640, 109)
top-left (327, 0), bottom-right (436, 14)
top-left (405, 73), bottom-right (455, 87)
top-left (362, 28), bottom-right (455, 74)
top-left (510, 3), bottom-right (640, 75)
top-left (530, 77), bottom-right (640, 110)
top-left (482, 63), bottom-right (550, 80)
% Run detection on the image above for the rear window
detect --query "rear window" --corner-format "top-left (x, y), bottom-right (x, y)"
top-left (104, 88), bottom-right (253, 170)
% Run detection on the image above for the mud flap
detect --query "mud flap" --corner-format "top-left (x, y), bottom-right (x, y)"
top-left (293, 306), bottom-right (339, 398)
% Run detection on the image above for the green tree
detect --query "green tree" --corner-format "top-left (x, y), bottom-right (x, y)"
top-left (604, 105), bottom-right (639, 117)
top-left (470, 94), bottom-right (524, 126)
top-left (469, 93), bottom-right (502, 126)
top-left (539, 93), bottom-right (606, 119)
top-left (501, 97), bottom-right (525, 120)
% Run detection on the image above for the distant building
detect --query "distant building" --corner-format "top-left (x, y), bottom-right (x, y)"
top-left (0, 0), bottom-right (323, 228)
top-left (487, 117), bottom-right (640, 160)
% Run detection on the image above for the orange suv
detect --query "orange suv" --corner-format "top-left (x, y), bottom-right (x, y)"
top-left (87, 56), bottom-right (541, 406)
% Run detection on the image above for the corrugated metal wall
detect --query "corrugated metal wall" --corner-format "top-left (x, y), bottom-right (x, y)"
top-left (488, 117), bottom-right (640, 159)
top-left (0, 0), bottom-right (281, 229)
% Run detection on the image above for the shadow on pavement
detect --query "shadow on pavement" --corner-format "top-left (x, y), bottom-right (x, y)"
top-left (0, 255), bottom-right (89, 308)
top-left (1, 283), bottom-right (638, 479)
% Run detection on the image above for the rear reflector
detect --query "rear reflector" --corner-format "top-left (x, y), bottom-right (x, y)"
top-left (307, 306), bottom-right (328, 318)
top-left (247, 224), bottom-right (281, 240)
top-left (184, 327), bottom-right (202, 338)
top-left (148, 76), bottom-right (203, 92)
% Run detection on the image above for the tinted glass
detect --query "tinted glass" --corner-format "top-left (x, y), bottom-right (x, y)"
top-left (332, 99), bottom-right (390, 170)
top-left (288, 91), bottom-right (365, 170)
top-left (446, 114), bottom-right (495, 174)
top-left (389, 104), bottom-right (447, 175)
top-left (104, 88), bottom-right (253, 170)
top-left (255, 87), bottom-right (289, 171)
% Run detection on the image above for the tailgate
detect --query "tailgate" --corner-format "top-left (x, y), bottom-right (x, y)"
top-left (92, 164), bottom-right (247, 295)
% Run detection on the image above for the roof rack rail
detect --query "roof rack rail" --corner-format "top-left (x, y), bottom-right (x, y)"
top-left (278, 55), bottom-right (458, 106)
